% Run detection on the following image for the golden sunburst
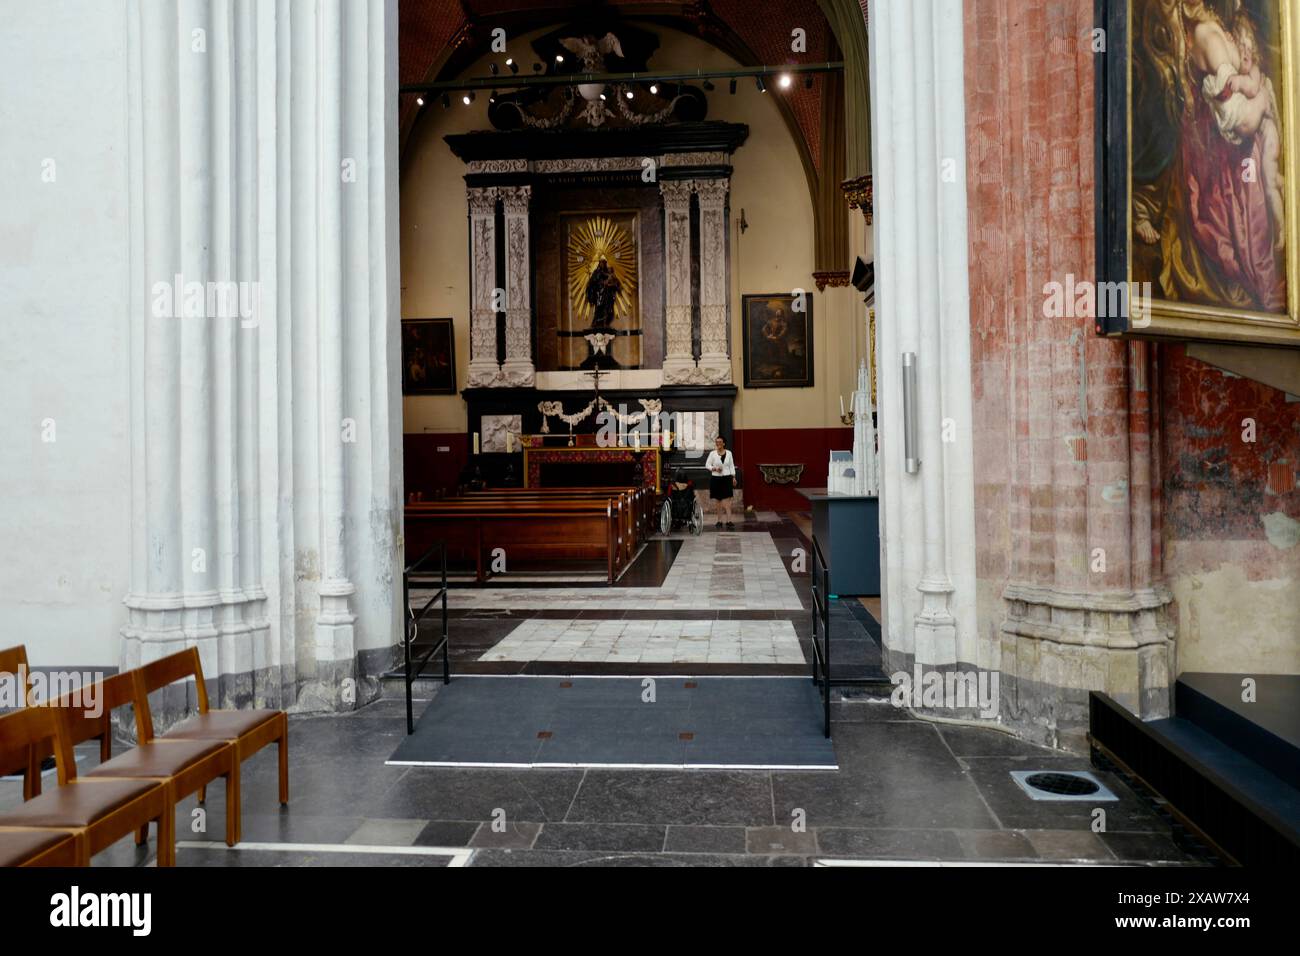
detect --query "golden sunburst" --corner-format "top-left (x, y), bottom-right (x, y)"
top-left (566, 215), bottom-right (638, 325)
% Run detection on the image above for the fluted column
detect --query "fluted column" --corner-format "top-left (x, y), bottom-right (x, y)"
top-left (122, 0), bottom-right (401, 718)
top-left (314, 0), bottom-right (357, 670)
top-left (499, 185), bottom-right (534, 387)
top-left (660, 179), bottom-right (697, 384)
top-left (466, 186), bottom-right (501, 387)
top-left (870, 0), bottom-right (978, 676)
top-left (695, 177), bottom-right (731, 384)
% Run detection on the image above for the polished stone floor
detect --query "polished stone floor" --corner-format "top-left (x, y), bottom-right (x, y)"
top-left (439, 530), bottom-right (803, 611)
top-left (478, 619), bottom-right (807, 665)
top-left (0, 693), bottom-right (1212, 867)
top-left (0, 512), bottom-right (1213, 867)
top-left (412, 513), bottom-right (882, 679)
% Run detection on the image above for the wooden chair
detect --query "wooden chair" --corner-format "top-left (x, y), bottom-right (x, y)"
top-left (0, 704), bottom-right (172, 866)
top-left (54, 672), bottom-right (239, 850)
top-left (140, 649), bottom-right (287, 843)
top-left (0, 645), bottom-right (111, 800)
top-left (0, 827), bottom-right (79, 867)
top-left (0, 645), bottom-right (40, 799)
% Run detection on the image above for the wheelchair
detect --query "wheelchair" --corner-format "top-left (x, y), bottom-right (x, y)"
top-left (658, 470), bottom-right (704, 536)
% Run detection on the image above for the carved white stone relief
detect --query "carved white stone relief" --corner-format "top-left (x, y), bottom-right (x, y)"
top-left (481, 414), bottom-right (522, 453)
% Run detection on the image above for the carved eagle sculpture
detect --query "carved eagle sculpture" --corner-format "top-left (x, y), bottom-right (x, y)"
top-left (559, 32), bottom-right (624, 72)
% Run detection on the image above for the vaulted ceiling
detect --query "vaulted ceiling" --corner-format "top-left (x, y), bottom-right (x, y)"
top-left (399, 0), bottom-right (836, 171)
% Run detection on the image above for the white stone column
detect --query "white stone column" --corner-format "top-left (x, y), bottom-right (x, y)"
top-left (122, 0), bottom-right (401, 717)
top-left (313, 0), bottom-right (357, 677)
top-left (660, 179), bottom-right (697, 384)
top-left (499, 185), bottom-right (535, 387)
top-left (869, 0), bottom-right (979, 674)
top-left (695, 177), bottom-right (731, 383)
top-left (466, 186), bottom-right (502, 387)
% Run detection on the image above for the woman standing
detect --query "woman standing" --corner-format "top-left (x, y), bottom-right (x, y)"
top-left (705, 436), bottom-right (737, 530)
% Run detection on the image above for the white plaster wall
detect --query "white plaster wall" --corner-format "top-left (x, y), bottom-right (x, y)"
top-left (0, 0), bottom-right (131, 668)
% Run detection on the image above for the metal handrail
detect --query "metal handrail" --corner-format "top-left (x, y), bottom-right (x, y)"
top-left (402, 539), bottom-right (449, 734)
top-left (810, 535), bottom-right (831, 738)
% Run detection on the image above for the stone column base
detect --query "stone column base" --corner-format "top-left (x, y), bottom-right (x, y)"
top-left (999, 583), bottom-right (1174, 751)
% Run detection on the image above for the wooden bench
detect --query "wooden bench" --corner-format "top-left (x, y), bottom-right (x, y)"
top-left (406, 496), bottom-right (637, 584)
top-left (460, 486), bottom-right (654, 542)
top-left (0, 704), bottom-right (173, 866)
top-left (454, 489), bottom-right (648, 560)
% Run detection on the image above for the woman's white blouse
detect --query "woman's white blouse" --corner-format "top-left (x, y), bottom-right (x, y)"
top-left (705, 449), bottom-right (736, 477)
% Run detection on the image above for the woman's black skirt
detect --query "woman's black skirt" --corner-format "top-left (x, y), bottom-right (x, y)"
top-left (708, 475), bottom-right (734, 500)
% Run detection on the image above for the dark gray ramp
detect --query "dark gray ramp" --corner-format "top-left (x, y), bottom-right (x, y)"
top-left (387, 676), bottom-right (837, 770)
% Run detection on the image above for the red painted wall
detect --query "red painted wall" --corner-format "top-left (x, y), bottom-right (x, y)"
top-left (732, 427), bottom-right (854, 511)
top-left (403, 433), bottom-right (469, 499)
top-left (1160, 345), bottom-right (1299, 546)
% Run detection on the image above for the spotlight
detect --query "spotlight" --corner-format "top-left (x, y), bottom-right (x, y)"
top-left (649, 83), bottom-right (658, 95)
top-left (462, 91), bottom-right (474, 105)
top-left (624, 89), bottom-right (633, 99)
top-left (728, 78), bottom-right (737, 94)
top-left (804, 74), bottom-right (814, 89)
top-left (756, 76), bottom-right (766, 93)
top-left (506, 58), bottom-right (518, 74)
top-left (555, 54), bottom-right (564, 64)
top-left (441, 93), bottom-right (450, 109)
top-left (778, 73), bottom-right (792, 90)
top-left (599, 92), bottom-right (606, 101)
top-left (490, 63), bottom-right (499, 76)
top-left (702, 79), bottom-right (715, 91)
top-left (416, 96), bottom-right (424, 106)
top-left (489, 90), bottom-right (498, 104)
top-left (532, 62), bottom-right (542, 73)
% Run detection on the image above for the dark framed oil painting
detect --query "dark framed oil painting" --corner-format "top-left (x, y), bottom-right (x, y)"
top-left (741, 294), bottom-right (814, 388)
top-left (401, 318), bottom-right (456, 394)
top-left (1096, 0), bottom-right (1300, 346)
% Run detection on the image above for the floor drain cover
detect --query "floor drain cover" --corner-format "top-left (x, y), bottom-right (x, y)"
top-left (1010, 770), bottom-right (1118, 802)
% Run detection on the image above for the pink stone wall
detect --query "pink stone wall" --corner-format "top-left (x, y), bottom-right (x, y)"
top-left (964, 0), bottom-right (1298, 676)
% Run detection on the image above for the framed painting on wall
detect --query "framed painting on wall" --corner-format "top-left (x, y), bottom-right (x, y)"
top-left (1096, 0), bottom-right (1300, 346)
top-left (741, 294), bottom-right (814, 388)
top-left (401, 317), bottom-right (456, 395)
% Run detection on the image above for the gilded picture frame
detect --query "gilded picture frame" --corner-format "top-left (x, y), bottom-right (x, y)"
top-left (1096, 0), bottom-right (1300, 346)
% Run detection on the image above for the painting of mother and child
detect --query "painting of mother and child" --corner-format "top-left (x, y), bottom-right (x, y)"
top-left (1131, 0), bottom-right (1290, 316)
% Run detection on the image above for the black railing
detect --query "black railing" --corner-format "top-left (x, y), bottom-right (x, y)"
top-left (809, 535), bottom-right (831, 738)
top-left (402, 540), bottom-right (449, 734)
top-left (810, 533), bottom-right (888, 739)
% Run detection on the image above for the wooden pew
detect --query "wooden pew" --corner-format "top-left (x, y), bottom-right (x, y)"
top-left (405, 498), bottom-right (631, 584)
top-left (456, 488), bottom-right (649, 559)
top-left (0, 704), bottom-right (173, 866)
top-left (460, 486), bottom-right (654, 543)
top-left (415, 488), bottom-right (648, 573)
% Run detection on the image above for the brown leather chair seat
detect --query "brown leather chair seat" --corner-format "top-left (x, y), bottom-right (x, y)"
top-left (165, 710), bottom-right (281, 740)
top-left (0, 828), bottom-right (75, 867)
top-left (87, 739), bottom-right (227, 779)
top-left (0, 779), bottom-right (160, 829)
